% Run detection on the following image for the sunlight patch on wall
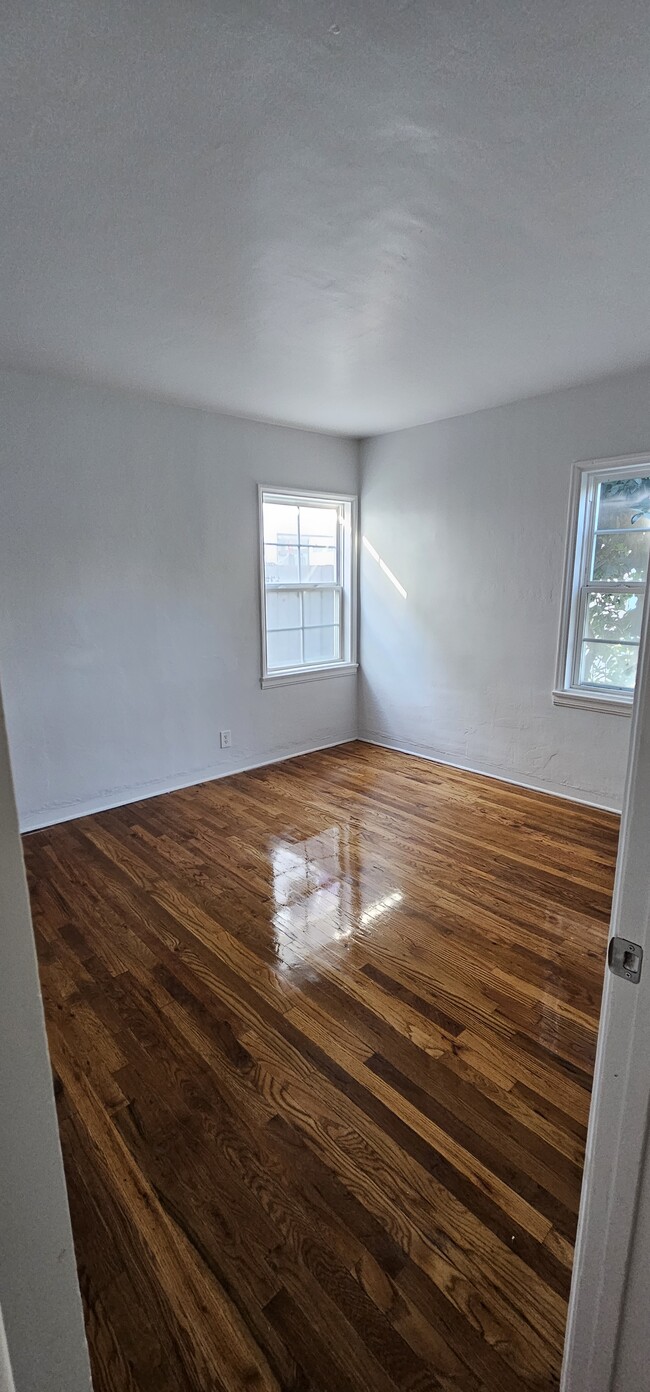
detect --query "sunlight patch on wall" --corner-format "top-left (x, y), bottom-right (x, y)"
top-left (362, 536), bottom-right (407, 598)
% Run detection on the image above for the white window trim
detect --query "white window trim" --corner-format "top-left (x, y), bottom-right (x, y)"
top-left (554, 453), bottom-right (650, 716)
top-left (258, 484), bottom-right (358, 689)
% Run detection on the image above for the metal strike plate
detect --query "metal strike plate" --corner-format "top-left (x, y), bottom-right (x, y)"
top-left (608, 936), bottom-right (643, 984)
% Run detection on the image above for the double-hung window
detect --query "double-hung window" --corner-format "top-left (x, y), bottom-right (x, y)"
top-left (555, 457), bottom-right (650, 713)
top-left (259, 487), bottom-right (358, 687)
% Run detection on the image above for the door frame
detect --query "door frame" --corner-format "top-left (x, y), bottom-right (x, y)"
top-left (561, 558), bottom-right (650, 1390)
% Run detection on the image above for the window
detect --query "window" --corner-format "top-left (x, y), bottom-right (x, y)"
top-left (259, 487), bottom-right (358, 687)
top-left (555, 457), bottom-right (650, 714)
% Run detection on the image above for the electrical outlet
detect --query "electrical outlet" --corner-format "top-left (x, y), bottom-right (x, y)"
top-left (220, 729), bottom-right (232, 749)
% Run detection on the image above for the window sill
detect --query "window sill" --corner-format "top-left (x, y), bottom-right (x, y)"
top-left (261, 662), bottom-right (359, 690)
top-left (552, 688), bottom-right (633, 717)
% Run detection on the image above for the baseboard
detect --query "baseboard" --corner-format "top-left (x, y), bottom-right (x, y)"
top-left (358, 731), bottom-right (622, 814)
top-left (20, 734), bottom-right (358, 833)
top-left (20, 728), bottom-right (622, 831)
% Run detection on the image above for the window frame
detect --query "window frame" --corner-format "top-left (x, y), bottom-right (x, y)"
top-left (258, 484), bottom-right (358, 689)
top-left (554, 454), bottom-right (650, 716)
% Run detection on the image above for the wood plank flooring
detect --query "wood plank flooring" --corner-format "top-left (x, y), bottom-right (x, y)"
top-left (24, 741), bottom-right (619, 1392)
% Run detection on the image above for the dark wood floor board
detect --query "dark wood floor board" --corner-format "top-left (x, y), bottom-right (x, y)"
top-left (56, 1031), bottom-right (281, 1390)
top-left (236, 1023), bottom-right (569, 1376)
top-left (269, 1006), bottom-right (575, 1302)
top-left (395, 1256), bottom-right (538, 1392)
top-left (324, 741), bottom-right (618, 841)
top-left (270, 760), bottom-right (615, 894)
top-left (439, 1052), bottom-right (585, 1166)
top-left (268, 751), bottom-right (616, 900)
top-left (112, 1091), bottom-right (283, 1313)
top-left (351, 892), bottom-right (603, 1021)
top-left (339, 930), bottom-right (596, 1076)
top-left (264, 1286), bottom-right (366, 1392)
top-left (453, 1029), bottom-right (593, 1124)
top-left (25, 741), bottom-right (619, 1390)
top-left (61, 1116), bottom-right (219, 1392)
top-left (273, 998), bottom-right (563, 1238)
top-left (322, 941), bottom-right (508, 1046)
top-left (264, 1254), bottom-right (420, 1392)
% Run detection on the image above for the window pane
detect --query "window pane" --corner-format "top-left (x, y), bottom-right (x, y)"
top-left (596, 477), bottom-right (650, 531)
top-left (580, 641), bottom-right (638, 690)
top-left (263, 502), bottom-right (299, 543)
top-left (263, 501), bottom-right (300, 584)
top-left (592, 531), bottom-right (650, 583)
top-left (304, 625), bottom-right (340, 664)
top-left (584, 591), bottom-right (642, 642)
top-left (264, 541), bottom-right (299, 584)
top-left (298, 546), bottom-right (337, 582)
top-left (267, 628), bottom-right (302, 670)
top-left (299, 505), bottom-right (338, 541)
top-left (297, 504), bottom-right (339, 582)
top-left (266, 590), bottom-right (301, 632)
top-left (303, 589), bottom-right (340, 627)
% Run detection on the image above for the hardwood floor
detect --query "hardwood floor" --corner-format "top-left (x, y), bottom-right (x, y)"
top-left (24, 741), bottom-right (619, 1392)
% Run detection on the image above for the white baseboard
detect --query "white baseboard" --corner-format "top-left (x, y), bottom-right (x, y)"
top-left (21, 728), bottom-right (621, 832)
top-left (358, 730), bottom-right (622, 814)
top-left (20, 735), bottom-right (358, 833)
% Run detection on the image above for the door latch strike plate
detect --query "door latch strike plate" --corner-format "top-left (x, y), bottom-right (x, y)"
top-left (608, 936), bottom-right (643, 984)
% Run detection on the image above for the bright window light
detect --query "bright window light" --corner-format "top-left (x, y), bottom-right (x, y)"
top-left (259, 488), bottom-right (358, 688)
top-left (555, 458), bottom-right (650, 713)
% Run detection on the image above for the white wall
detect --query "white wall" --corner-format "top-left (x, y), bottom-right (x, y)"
top-left (0, 683), bottom-right (91, 1392)
top-left (4, 362), bottom-right (646, 821)
top-left (358, 368), bottom-right (650, 810)
top-left (0, 370), bottom-right (358, 829)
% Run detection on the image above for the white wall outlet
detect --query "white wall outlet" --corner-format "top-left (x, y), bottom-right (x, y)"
top-left (219, 729), bottom-right (232, 749)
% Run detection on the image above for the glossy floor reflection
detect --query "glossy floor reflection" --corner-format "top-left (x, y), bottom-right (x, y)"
top-left (25, 741), bottom-right (619, 1392)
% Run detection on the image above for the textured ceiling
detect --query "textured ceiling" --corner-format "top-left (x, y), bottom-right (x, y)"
top-left (3, 1), bottom-right (650, 434)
